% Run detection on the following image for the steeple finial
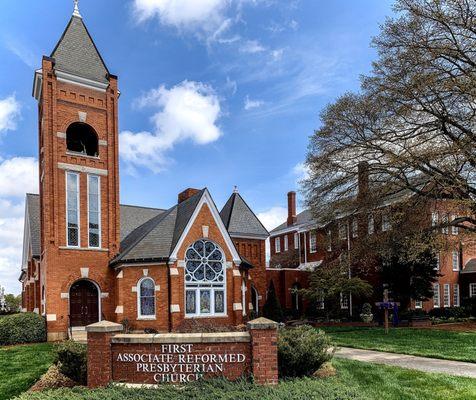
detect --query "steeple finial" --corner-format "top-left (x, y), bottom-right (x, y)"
top-left (73, 0), bottom-right (82, 18)
top-left (233, 186), bottom-right (239, 194)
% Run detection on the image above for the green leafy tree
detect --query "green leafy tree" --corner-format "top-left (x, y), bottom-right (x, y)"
top-left (301, 261), bottom-right (372, 320)
top-left (5, 294), bottom-right (21, 313)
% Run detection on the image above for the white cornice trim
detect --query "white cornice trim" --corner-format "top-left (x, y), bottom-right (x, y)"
top-left (229, 234), bottom-right (269, 240)
top-left (56, 70), bottom-right (108, 93)
top-left (33, 69), bottom-right (43, 101)
top-left (58, 163), bottom-right (108, 176)
top-left (169, 189), bottom-right (242, 264)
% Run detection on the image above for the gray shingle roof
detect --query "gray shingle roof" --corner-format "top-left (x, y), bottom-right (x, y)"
top-left (270, 209), bottom-right (314, 234)
top-left (220, 192), bottom-right (269, 238)
top-left (112, 189), bottom-right (206, 265)
top-left (26, 194), bottom-right (41, 258)
top-left (51, 15), bottom-right (109, 83)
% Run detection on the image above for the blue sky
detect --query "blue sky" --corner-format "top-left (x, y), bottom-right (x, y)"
top-left (0, 0), bottom-right (394, 293)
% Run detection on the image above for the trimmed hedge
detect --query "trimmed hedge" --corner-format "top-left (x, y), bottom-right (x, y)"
top-left (54, 341), bottom-right (87, 385)
top-left (278, 325), bottom-right (333, 378)
top-left (0, 312), bottom-right (46, 345)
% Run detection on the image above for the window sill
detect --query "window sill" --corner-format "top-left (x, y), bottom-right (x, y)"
top-left (59, 246), bottom-right (109, 252)
top-left (137, 316), bottom-right (156, 321)
top-left (66, 151), bottom-right (100, 160)
top-left (184, 314), bottom-right (228, 319)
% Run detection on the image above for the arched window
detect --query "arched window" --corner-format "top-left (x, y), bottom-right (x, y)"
top-left (185, 239), bottom-right (225, 316)
top-left (251, 285), bottom-right (259, 315)
top-left (138, 278), bottom-right (155, 318)
top-left (66, 122), bottom-right (99, 157)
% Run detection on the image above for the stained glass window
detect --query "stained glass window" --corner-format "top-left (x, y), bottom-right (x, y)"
top-left (66, 172), bottom-right (79, 247)
top-left (139, 278), bottom-right (155, 317)
top-left (88, 175), bottom-right (100, 248)
top-left (185, 239), bottom-right (226, 316)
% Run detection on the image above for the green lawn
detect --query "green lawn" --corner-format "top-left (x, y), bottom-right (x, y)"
top-left (13, 359), bottom-right (476, 400)
top-left (0, 343), bottom-right (55, 400)
top-left (322, 327), bottom-right (476, 362)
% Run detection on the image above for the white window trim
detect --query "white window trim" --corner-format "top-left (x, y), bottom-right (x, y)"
top-left (452, 250), bottom-right (459, 271)
top-left (309, 232), bottom-right (317, 253)
top-left (184, 240), bottom-right (227, 318)
top-left (451, 215), bottom-right (459, 235)
top-left (453, 284), bottom-right (460, 307)
top-left (327, 230), bottom-right (332, 252)
top-left (275, 237), bottom-right (281, 253)
top-left (431, 211), bottom-right (438, 227)
top-left (340, 292), bottom-right (349, 309)
top-left (443, 283), bottom-right (450, 308)
top-left (368, 215), bottom-right (374, 235)
top-left (352, 219), bottom-right (358, 238)
top-left (284, 235), bottom-right (288, 252)
top-left (433, 284), bottom-right (440, 308)
top-left (442, 214), bottom-right (449, 234)
top-left (294, 232), bottom-right (299, 250)
top-left (382, 214), bottom-right (391, 232)
top-left (87, 174), bottom-right (101, 249)
top-left (66, 171), bottom-right (80, 248)
top-left (415, 300), bottom-right (423, 309)
top-left (470, 283), bottom-right (476, 298)
top-left (137, 277), bottom-right (156, 320)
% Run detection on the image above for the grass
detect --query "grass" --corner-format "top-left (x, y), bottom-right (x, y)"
top-left (0, 343), bottom-right (55, 400)
top-left (12, 359), bottom-right (476, 400)
top-left (322, 326), bottom-right (476, 362)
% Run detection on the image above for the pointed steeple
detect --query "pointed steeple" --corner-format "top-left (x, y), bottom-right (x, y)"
top-left (50, 5), bottom-right (109, 84)
top-left (73, 0), bottom-right (82, 18)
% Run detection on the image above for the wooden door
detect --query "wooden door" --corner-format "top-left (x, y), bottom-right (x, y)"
top-left (69, 280), bottom-right (99, 327)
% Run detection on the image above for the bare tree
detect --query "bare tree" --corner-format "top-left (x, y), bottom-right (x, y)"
top-left (304, 0), bottom-right (476, 231)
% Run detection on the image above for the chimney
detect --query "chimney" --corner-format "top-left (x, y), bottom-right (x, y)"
top-left (287, 191), bottom-right (297, 226)
top-left (178, 188), bottom-right (200, 204)
top-left (357, 162), bottom-right (369, 200)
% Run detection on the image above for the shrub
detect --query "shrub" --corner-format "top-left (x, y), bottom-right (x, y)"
top-left (0, 312), bottom-right (46, 345)
top-left (428, 307), bottom-right (469, 320)
top-left (278, 325), bottom-right (333, 378)
top-left (54, 341), bottom-right (87, 385)
top-left (263, 281), bottom-right (284, 323)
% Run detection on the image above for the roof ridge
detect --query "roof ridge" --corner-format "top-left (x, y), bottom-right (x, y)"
top-left (234, 192), bottom-right (269, 235)
top-left (120, 204), bottom-right (166, 211)
top-left (117, 206), bottom-right (177, 261)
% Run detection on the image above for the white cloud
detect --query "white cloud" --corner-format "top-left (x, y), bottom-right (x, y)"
top-left (257, 206), bottom-right (287, 231)
top-left (0, 157), bottom-right (39, 294)
top-left (240, 40), bottom-right (266, 54)
top-left (0, 157), bottom-right (38, 197)
top-left (244, 96), bottom-right (265, 110)
top-left (271, 48), bottom-right (284, 61)
top-left (293, 162), bottom-right (310, 182)
top-left (133, 0), bottom-right (228, 32)
top-left (0, 95), bottom-right (21, 133)
top-left (120, 81), bottom-right (222, 173)
top-left (4, 38), bottom-right (37, 68)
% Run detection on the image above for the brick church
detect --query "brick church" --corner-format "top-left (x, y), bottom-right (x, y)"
top-left (19, 5), bottom-right (268, 341)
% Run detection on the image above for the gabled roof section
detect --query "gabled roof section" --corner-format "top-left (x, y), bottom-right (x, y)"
top-left (25, 194), bottom-right (41, 259)
top-left (220, 192), bottom-right (269, 239)
top-left (51, 15), bottom-right (109, 84)
top-left (112, 189), bottom-right (206, 266)
top-left (270, 209), bottom-right (314, 235)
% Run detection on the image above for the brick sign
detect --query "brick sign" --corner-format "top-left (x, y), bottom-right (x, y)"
top-left (86, 318), bottom-right (278, 388)
top-left (112, 340), bottom-right (251, 384)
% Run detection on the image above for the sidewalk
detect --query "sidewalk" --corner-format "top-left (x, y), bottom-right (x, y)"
top-left (335, 347), bottom-right (476, 378)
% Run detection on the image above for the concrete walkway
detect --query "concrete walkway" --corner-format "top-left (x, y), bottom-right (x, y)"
top-left (335, 347), bottom-right (476, 378)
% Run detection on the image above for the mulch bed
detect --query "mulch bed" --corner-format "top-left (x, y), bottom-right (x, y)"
top-left (423, 322), bottom-right (476, 332)
top-left (29, 365), bottom-right (79, 392)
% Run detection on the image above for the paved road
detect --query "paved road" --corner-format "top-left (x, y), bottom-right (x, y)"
top-left (335, 347), bottom-right (476, 378)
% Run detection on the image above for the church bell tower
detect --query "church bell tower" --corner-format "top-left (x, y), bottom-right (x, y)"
top-left (32, 1), bottom-right (120, 339)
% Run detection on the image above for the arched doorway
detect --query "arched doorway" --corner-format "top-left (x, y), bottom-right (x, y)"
top-left (69, 280), bottom-right (100, 327)
top-left (251, 286), bottom-right (259, 315)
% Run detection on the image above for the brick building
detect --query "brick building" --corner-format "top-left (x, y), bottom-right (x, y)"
top-left (268, 171), bottom-right (476, 317)
top-left (18, 6), bottom-right (268, 341)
